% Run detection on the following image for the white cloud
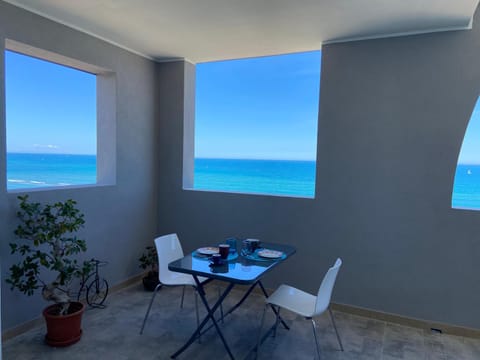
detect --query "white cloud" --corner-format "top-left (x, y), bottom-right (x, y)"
top-left (33, 144), bottom-right (59, 149)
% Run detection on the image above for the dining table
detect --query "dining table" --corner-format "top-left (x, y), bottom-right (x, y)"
top-left (168, 240), bottom-right (296, 360)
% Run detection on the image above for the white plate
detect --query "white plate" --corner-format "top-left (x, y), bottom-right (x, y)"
top-left (197, 247), bottom-right (219, 255)
top-left (257, 249), bottom-right (283, 259)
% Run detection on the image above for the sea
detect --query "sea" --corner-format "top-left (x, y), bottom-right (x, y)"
top-left (7, 153), bottom-right (479, 207)
top-left (452, 164), bottom-right (480, 210)
top-left (6, 153), bottom-right (316, 197)
top-left (7, 153), bottom-right (97, 190)
top-left (194, 158), bottom-right (316, 197)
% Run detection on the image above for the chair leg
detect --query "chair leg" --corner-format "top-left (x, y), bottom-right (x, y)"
top-left (328, 308), bottom-right (343, 351)
top-left (311, 318), bottom-right (321, 360)
top-left (139, 283), bottom-right (162, 334)
top-left (180, 285), bottom-right (186, 308)
top-left (273, 306), bottom-right (280, 338)
top-left (218, 285), bottom-right (224, 323)
top-left (255, 303), bottom-right (268, 360)
top-left (194, 289), bottom-right (201, 344)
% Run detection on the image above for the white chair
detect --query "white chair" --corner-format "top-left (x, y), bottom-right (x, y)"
top-left (256, 258), bottom-right (343, 359)
top-left (140, 233), bottom-right (207, 335)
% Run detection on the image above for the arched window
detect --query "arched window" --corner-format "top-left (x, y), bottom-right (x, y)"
top-left (452, 97), bottom-right (480, 209)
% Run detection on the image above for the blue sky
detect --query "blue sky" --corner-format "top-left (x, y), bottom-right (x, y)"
top-left (7, 49), bottom-right (321, 160)
top-left (458, 97), bottom-right (480, 164)
top-left (7, 48), bottom-right (479, 164)
top-left (195, 50), bottom-right (321, 161)
top-left (6, 50), bottom-right (96, 155)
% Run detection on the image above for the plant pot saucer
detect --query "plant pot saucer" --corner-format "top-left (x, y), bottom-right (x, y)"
top-left (45, 329), bottom-right (82, 347)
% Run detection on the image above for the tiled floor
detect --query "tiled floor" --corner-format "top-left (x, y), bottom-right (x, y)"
top-left (3, 283), bottom-right (480, 359)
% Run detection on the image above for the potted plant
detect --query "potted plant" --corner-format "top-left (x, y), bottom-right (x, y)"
top-left (6, 195), bottom-right (92, 347)
top-left (139, 245), bottom-right (160, 291)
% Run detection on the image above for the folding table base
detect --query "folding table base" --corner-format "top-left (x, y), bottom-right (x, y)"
top-left (170, 279), bottom-right (289, 359)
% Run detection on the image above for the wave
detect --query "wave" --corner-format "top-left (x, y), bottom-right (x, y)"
top-left (8, 179), bottom-right (53, 186)
top-left (8, 179), bottom-right (27, 183)
top-left (7, 179), bottom-right (73, 187)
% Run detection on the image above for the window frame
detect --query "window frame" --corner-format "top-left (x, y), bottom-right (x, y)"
top-left (182, 52), bottom-right (321, 199)
top-left (4, 39), bottom-right (116, 192)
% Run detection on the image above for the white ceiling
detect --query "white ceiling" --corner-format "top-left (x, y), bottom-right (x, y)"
top-left (4, 0), bottom-right (480, 63)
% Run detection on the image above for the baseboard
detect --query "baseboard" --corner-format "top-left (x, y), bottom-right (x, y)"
top-left (2, 272), bottom-right (145, 342)
top-left (7, 277), bottom-right (478, 341)
top-left (1, 317), bottom-right (44, 342)
top-left (331, 302), bottom-right (480, 339)
top-left (107, 273), bottom-right (144, 294)
top-left (213, 282), bottom-right (480, 339)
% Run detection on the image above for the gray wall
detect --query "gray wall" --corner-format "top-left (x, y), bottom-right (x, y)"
top-left (157, 9), bottom-right (480, 328)
top-left (2, 0), bottom-right (480, 334)
top-left (0, 2), bottom-right (159, 330)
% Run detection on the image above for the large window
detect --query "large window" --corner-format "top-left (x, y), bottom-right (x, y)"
top-left (193, 50), bottom-right (321, 198)
top-left (452, 96), bottom-right (480, 209)
top-left (5, 49), bottom-right (97, 191)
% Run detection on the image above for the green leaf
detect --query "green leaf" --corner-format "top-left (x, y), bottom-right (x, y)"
top-left (6, 195), bottom-right (89, 302)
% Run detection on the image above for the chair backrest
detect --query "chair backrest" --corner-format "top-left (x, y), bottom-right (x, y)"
top-left (314, 258), bottom-right (342, 315)
top-left (154, 233), bottom-right (185, 284)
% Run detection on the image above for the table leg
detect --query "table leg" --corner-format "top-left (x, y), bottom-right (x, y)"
top-left (217, 280), bottom-right (289, 331)
top-left (222, 280), bottom-right (260, 317)
top-left (258, 281), bottom-right (290, 330)
top-left (197, 280), bottom-right (260, 337)
top-left (170, 277), bottom-right (235, 359)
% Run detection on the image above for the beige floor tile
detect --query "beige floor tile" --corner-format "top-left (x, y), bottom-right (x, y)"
top-left (2, 284), bottom-right (478, 360)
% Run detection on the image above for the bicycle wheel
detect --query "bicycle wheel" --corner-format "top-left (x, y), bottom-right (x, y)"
top-left (77, 273), bottom-right (94, 302)
top-left (86, 278), bottom-right (109, 307)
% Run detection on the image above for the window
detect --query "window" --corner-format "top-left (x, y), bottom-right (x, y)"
top-left (192, 50), bottom-right (321, 198)
top-left (452, 96), bottom-right (480, 209)
top-left (5, 40), bottom-right (116, 191)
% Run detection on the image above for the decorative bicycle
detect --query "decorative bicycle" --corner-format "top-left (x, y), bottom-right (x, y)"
top-left (77, 258), bottom-right (109, 308)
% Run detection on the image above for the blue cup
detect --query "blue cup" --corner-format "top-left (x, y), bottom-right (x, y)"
top-left (243, 239), bottom-right (260, 254)
top-left (210, 253), bottom-right (222, 266)
top-left (226, 238), bottom-right (237, 254)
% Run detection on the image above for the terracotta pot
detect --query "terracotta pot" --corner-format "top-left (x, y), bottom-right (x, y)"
top-left (142, 272), bottom-right (160, 291)
top-left (42, 301), bottom-right (85, 347)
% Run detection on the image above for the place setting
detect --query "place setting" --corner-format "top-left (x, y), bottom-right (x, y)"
top-left (195, 246), bottom-right (219, 256)
top-left (193, 238), bottom-right (239, 266)
top-left (192, 237), bottom-right (286, 268)
top-left (241, 238), bottom-right (286, 261)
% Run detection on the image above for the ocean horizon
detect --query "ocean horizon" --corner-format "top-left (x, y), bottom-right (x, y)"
top-left (194, 157), bottom-right (316, 197)
top-left (7, 152), bottom-right (96, 190)
top-left (452, 164), bottom-right (480, 209)
top-left (6, 153), bottom-right (317, 196)
top-left (7, 152), bottom-right (479, 207)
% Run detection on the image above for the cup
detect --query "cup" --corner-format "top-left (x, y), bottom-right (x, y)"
top-left (219, 244), bottom-right (230, 259)
top-left (226, 238), bottom-right (237, 254)
top-left (210, 253), bottom-right (222, 266)
top-left (250, 239), bottom-right (260, 251)
top-left (244, 239), bottom-right (260, 254)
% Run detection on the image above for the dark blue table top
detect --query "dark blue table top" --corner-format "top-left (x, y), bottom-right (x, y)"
top-left (168, 242), bottom-right (296, 285)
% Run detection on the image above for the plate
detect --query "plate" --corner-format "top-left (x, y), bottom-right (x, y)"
top-left (257, 249), bottom-right (283, 259)
top-left (197, 247), bottom-right (219, 255)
